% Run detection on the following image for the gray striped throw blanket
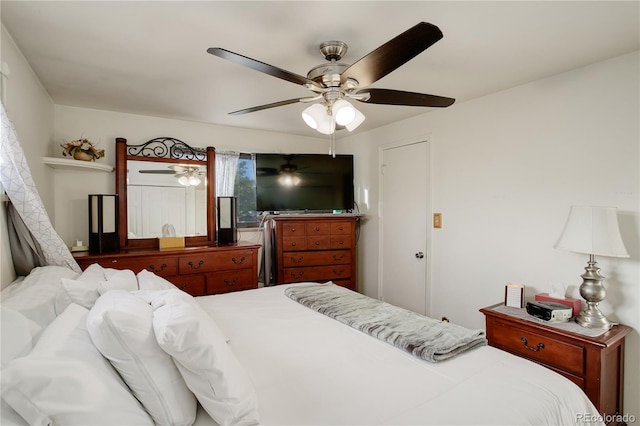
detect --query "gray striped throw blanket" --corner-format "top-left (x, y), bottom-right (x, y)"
top-left (285, 283), bottom-right (487, 362)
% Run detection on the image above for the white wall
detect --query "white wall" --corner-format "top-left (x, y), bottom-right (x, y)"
top-left (345, 50), bottom-right (640, 419)
top-left (51, 106), bottom-right (328, 246)
top-left (0, 25), bottom-right (56, 287)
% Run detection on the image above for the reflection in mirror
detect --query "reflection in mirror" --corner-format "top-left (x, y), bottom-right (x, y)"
top-left (127, 160), bottom-right (207, 238)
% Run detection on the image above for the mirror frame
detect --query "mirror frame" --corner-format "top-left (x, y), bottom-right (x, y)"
top-left (115, 137), bottom-right (216, 250)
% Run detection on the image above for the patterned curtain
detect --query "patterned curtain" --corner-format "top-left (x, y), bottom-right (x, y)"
top-left (0, 103), bottom-right (81, 273)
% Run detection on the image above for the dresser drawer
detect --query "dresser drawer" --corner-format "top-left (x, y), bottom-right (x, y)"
top-left (206, 269), bottom-right (256, 294)
top-left (330, 235), bottom-right (352, 249)
top-left (97, 256), bottom-right (178, 277)
top-left (166, 275), bottom-right (206, 296)
top-left (491, 319), bottom-right (584, 375)
top-left (282, 236), bottom-right (307, 251)
top-left (282, 222), bottom-right (306, 236)
top-left (306, 236), bottom-right (331, 250)
top-left (306, 222), bottom-right (330, 235)
top-left (283, 265), bottom-right (352, 283)
top-left (179, 250), bottom-right (254, 274)
top-left (283, 250), bottom-right (352, 267)
top-left (331, 222), bottom-right (352, 235)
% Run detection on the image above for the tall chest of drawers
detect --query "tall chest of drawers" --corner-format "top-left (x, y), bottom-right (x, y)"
top-left (271, 215), bottom-right (359, 291)
top-left (73, 242), bottom-right (260, 296)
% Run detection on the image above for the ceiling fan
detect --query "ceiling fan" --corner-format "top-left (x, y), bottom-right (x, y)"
top-left (138, 165), bottom-right (204, 186)
top-left (207, 22), bottom-right (455, 135)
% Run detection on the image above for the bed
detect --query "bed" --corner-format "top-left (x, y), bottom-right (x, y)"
top-left (1, 265), bottom-right (603, 425)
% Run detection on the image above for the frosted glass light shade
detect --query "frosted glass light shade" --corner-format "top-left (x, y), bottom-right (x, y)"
top-left (345, 109), bottom-right (365, 131)
top-left (333, 99), bottom-right (356, 126)
top-left (302, 104), bottom-right (326, 129)
top-left (555, 206), bottom-right (629, 257)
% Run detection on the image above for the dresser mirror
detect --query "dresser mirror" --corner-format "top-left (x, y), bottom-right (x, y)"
top-left (115, 137), bottom-right (216, 250)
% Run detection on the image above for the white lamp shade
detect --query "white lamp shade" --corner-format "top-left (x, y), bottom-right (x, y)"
top-left (554, 206), bottom-right (629, 257)
top-left (345, 109), bottom-right (365, 131)
top-left (333, 99), bottom-right (356, 126)
top-left (302, 104), bottom-right (326, 129)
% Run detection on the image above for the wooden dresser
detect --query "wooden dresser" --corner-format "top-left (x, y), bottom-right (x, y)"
top-left (73, 242), bottom-right (260, 296)
top-left (480, 303), bottom-right (631, 425)
top-left (271, 215), bottom-right (359, 290)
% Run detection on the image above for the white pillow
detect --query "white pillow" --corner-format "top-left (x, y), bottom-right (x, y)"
top-left (1, 303), bottom-right (153, 426)
top-left (0, 307), bottom-right (41, 368)
top-left (151, 290), bottom-right (259, 426)
top-left (97, 269), bottom-right (138, 295)
top-left (56, 268), bottom-right (139, 311)
top-left (137, 269), bottom-right (177, 291)
top-left (87, 290), bottom-right (197, 425)
top-left (1, 266), bottom-right (79, 328)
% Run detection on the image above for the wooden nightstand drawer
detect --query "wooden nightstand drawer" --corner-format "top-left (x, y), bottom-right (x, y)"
top-left (491, 319), bottom-right (584, 375)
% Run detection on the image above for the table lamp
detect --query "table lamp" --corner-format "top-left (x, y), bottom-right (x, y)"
top-left (554, 206), bottom-right (629, 329)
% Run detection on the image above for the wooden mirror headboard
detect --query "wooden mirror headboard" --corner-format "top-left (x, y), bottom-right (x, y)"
top-left (115, 137), bottom-right (216, 250)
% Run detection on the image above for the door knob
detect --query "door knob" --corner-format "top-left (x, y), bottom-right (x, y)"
top-left (415, 251), bottom-right (424, 259)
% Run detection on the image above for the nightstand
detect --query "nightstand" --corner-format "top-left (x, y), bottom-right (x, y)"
top-left (480, 303), bottom-right (631, 425)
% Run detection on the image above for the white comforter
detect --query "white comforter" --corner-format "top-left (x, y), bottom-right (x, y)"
top-left (194, 284), bottom-right (601, 425)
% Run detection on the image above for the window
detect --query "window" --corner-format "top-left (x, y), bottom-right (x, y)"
top-left (233, 153), bottom-right (257, 226)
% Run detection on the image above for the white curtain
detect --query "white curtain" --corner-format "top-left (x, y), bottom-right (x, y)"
top-left (215, 150), bottom-right (240, 197)
top-left (0, 103), bottom-right (81, 273)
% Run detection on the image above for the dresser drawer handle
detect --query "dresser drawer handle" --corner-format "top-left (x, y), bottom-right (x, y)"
top-left (188, 260), bottom-right (204, 269)
top-left (291, 242), bottom-right (297, 247)
top-left (290, 271), bottom-right (304, 279)
top-left (338, 226), bottom-right (344, 231)
top-left (149, 263), bottom-right (167, 273)
top-left (521, 337), bottom-right (544, 352)
top-left (337, 240), bottom-right (344, 245)
top-left (290, 256), bottom-right (304, 264)
top-left (180, 283), bottom-right (188, 290)
top-left (315, 226), bottom-right (320, 231)
top-left (315, 241), bottom-right (321, 246)
top-left (332, 254), bottom-right (345, 261)
top-left (224, 277), bottom-right (238, 286)
top-left (290, 227), bottom-right (296, 233)
top-left (332, 268), bottom-right (346, 276)
top-left (231, 256), bottom-right (246, 265)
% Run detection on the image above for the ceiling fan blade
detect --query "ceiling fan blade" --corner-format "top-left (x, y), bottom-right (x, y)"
top-left (356, 88), bottom-right (455, 107)
top-left (207, 48), bottom-right (320, 89)
top-left (229, 98), bottom-right (303, 115)
top-left (341, 22), bottom-right (443, 87)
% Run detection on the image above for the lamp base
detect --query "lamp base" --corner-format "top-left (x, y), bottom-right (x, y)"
top-left (575, 254), bottom-right (616, 330)
top-left (575, 303), bottom-right (617, 329)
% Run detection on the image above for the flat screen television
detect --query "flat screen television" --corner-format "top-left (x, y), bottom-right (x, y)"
top-left (256, 153), bottom-right (354, 213)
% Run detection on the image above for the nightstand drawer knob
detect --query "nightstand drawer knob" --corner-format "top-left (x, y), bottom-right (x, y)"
top-left (521, 337), bottom-right (544, 352)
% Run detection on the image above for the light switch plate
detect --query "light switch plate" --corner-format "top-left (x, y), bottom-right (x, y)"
top-left (433, 213), bottom-right (442, 228)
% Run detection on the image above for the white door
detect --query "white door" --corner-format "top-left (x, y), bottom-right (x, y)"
top-left (379, 139), bottom-right (430, 315)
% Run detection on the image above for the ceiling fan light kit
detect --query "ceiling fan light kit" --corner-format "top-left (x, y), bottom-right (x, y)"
top-left (208, 21), bottom-right (455, 139)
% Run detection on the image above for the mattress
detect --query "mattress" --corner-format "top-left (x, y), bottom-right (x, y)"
top-left (193, 283), bottom-right (601, 425)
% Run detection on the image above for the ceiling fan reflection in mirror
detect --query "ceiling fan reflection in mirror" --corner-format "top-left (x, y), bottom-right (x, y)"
top-left (207, 22), bottom-right (455, 138)
top-left (138, 165), bottom-right (204, 186)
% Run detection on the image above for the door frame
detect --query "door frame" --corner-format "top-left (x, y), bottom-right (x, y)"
top-left (377, 134), bottom-right (433, 316)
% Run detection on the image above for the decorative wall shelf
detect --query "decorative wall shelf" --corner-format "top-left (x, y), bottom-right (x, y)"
top-left (43, 157), bottom-right (114, 172)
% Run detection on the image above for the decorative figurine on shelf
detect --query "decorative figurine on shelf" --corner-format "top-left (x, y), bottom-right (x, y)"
top-left (61, 137), bottom-right (105, 161)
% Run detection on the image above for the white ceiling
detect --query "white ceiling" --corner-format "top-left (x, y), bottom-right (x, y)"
top-left (2, 1), bottom-right (638, 138)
